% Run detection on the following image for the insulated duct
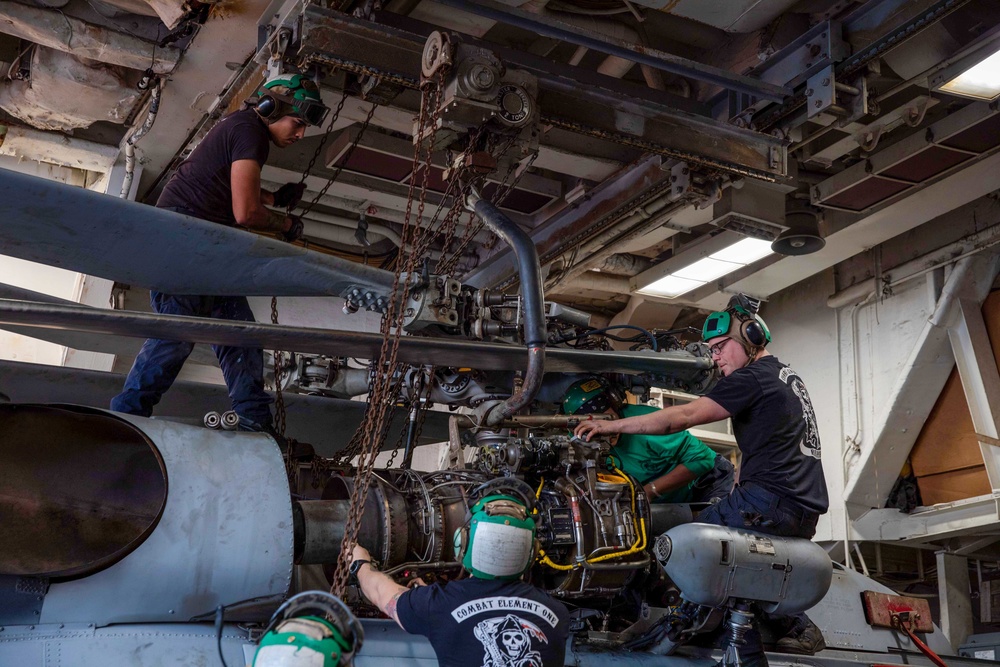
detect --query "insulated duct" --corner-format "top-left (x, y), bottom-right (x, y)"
top-left (467, 192), bottom-right (546, 426)
top-left (0, 1), bottom-right (180, 73)
top-left (0, 47), bottom-right (142, 131)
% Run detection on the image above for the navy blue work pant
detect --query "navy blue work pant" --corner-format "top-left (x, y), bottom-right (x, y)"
top-left (110, 291), bottom-right (273, 428)
top-left (698, 481), bottom-right (819, 539)
top-left (689, 454), bottom-right (736, 504)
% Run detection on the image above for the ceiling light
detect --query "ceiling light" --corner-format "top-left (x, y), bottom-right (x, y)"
top-left (637, 275), bottom-right (703, 299)
top-left (710, 237), bottom-right (774, 264)
top-left (633, 234), bottom-right (774, 299)
top-left (932, 42), bottom-right (1000, 101)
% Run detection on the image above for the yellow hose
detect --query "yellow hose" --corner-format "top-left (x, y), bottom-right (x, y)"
top-left (586, 466), bottom-right (646, 563)
top-left (539, 549), bottom-right (576, 571)
top-left (536, 466), bottom-right (648, 569)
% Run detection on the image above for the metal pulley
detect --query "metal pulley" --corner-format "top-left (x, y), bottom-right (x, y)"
top-left (422, 31), bottom-right (453, 79)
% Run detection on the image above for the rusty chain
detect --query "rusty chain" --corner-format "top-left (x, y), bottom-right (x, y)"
top-left (329, 69), bottom-right (447, 597)
top-left (300, 95), bottom-right (381, 220)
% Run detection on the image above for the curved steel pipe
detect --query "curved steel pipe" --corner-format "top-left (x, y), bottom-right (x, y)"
top-left (467, 192), bottom-right (547, 426)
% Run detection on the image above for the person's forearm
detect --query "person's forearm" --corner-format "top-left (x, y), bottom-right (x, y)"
top-left (613, 408), bottom-right (680, 435)
top-left (357, 565), bottom-right (408, 626)
top-left (236, 204), bottom-right (290, 232)
top-left (644, 464), bottom-right (697, 498)
top-left (260, 189), bottom-right (275, 206)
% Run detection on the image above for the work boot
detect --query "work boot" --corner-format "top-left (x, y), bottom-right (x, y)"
top-left (775, 619), bottom-right (826, 655)
top-left (714, 650), bottom-right (769, 667)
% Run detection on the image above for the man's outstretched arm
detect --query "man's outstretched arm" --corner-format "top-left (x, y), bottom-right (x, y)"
top-left (350, 545), bottom-right (408, 629)
top-left (575, 396), bottom-right (731, 440)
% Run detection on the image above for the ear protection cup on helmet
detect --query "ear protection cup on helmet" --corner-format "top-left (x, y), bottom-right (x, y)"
top-left (255, 94), bottom-right (277, 118)
top-left (453, 525), bottom-right (469, 563)
top-left (740, 318), bottom-right (767, 347)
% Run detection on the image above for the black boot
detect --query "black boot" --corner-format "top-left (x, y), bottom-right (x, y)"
top-left (775, 618), bottom-right (826, 655)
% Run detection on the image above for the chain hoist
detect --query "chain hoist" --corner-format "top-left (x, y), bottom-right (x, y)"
top-left (329, 68), bottom-right (448, 597)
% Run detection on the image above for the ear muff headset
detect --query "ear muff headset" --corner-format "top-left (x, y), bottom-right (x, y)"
top-left (254, 73), bottom-right (329, 126)
top-left (703, 295), bottom-right (771, 356)
top-left (739, 313), bottom-right (770, 347)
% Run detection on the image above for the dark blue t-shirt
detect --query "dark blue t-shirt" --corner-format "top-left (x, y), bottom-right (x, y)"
top-left (397, 578), bottom-right (570, 667)
top-left (157, 108), bottom-right (270, 225)
top-left (705, 355), bottom-right (828, 514)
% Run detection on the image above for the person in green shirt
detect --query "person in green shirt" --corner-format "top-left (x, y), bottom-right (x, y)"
top-left (563, 376), bottom-right (733, 503)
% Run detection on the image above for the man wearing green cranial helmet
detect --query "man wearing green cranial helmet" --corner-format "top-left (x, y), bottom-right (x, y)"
top-left (252, 591), bottom-right (363, 667)
top-left (574, 294), bottom-right (828, 661)
top-left (562, 376), bottom-right (734, 505)
top-left (111, 70), bottom-right (328, 439)
top-left (347, 479), bottom-right (570, 666)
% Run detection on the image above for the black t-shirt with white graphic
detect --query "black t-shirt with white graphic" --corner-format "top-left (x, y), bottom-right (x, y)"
top-left (157, 108), bottom-right (270, 225)
top-left (706, 355), bottom-right (829, 514)
top-left (397, 578), bottom-right (570, 667)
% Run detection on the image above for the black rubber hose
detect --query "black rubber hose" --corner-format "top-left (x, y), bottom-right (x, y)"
top-left (469, 194), bottom-right (546, 426)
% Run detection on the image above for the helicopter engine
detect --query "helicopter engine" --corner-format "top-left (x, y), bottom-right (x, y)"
top-left (296, 429), bottom-right (654, 599)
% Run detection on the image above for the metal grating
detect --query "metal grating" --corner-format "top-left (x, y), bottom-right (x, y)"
top-left (822, 177), bottom-right (912, 211)
top-left (880, 145), bottom-right (971, 183)
top-left (814, 102), bottom-right (1000, 213)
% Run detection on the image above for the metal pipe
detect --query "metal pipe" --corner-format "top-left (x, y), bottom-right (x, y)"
top-left (433, 0), bottom-right (790, 102)
top-left (467, 192), bottom-right (547, 427)
top-left (835, 81), bottom-right (861, 96)
top-left (120, 81), bottom-right (160, 199)
top-left (0, 0), bottom-right (180, 73)
top-left (301, 217), bottom-right (395, 248)
top-left (452, 413), bottom-right (613, 429)
top-left (401, 403), bottom-right (419, 469)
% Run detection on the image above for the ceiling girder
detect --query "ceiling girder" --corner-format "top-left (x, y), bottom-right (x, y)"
top-left (295, 4), bottom-right (786, 181)
top-left (431, 0), bottom-right (791, 102)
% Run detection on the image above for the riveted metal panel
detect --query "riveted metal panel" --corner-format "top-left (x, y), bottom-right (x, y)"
top-left (39, 412), bottom-right (293, 625)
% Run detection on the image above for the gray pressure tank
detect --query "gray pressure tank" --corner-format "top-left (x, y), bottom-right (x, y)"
top-left (654, 522), bottom-right (832, 615)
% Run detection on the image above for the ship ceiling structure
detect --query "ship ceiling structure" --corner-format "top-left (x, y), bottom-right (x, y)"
top-left (6, 0), bottom-right (1000, 556)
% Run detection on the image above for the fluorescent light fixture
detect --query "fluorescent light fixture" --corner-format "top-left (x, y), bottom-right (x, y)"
top-left (637, 275), bottom-right (703, 299)
top-left (711, 237), bottom-right (774, 264)
top-left (933, 41), bottom-right (1000, 101)
top-left (635, 236), bottom-right (773, 299)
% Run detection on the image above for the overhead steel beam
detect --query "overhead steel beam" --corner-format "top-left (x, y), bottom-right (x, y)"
top-left (0, 169), bottom-right (396, 299)
top-left (430, 0), bottom-right (791, 102)
top-left (297, 5), bottom-right (787, 180)
top-left (0, 300), bottom-right (715, 381)
top-left (950, 298), bottom-right (1000, 492)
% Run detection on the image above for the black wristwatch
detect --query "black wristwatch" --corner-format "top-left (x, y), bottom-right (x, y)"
top-left (349, 558), bottom-right (372, 584)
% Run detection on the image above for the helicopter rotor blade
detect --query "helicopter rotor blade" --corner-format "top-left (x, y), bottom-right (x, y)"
top-left (0, 169), bottom-right (395, 298)
top-left (0, 299), bottom-right (714, 378)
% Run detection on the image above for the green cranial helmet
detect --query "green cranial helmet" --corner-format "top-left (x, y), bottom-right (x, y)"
top-left (563, 376), bottom-right (624, 416)
top-left (455, 494), bottom-right (536, 580)
top-left (256, 73), bottom-right (328, 126)
top-left (262, 73), bottom-right (323, 102)
top-left (702, 294), bottom-right (771, 351)
top-left (253, 592), bottom-right (363, 667)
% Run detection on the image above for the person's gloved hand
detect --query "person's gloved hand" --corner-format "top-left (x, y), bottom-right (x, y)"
top-left (282, 215), bottom-right (304, 243)
top-left (273, 182), bottom-right (306, 209)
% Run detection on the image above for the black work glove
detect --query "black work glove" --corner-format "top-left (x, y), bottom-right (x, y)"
top-left (282, 215), bottom-right (304, 243)
top-left (273, 182), bottom-right (306, 209)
